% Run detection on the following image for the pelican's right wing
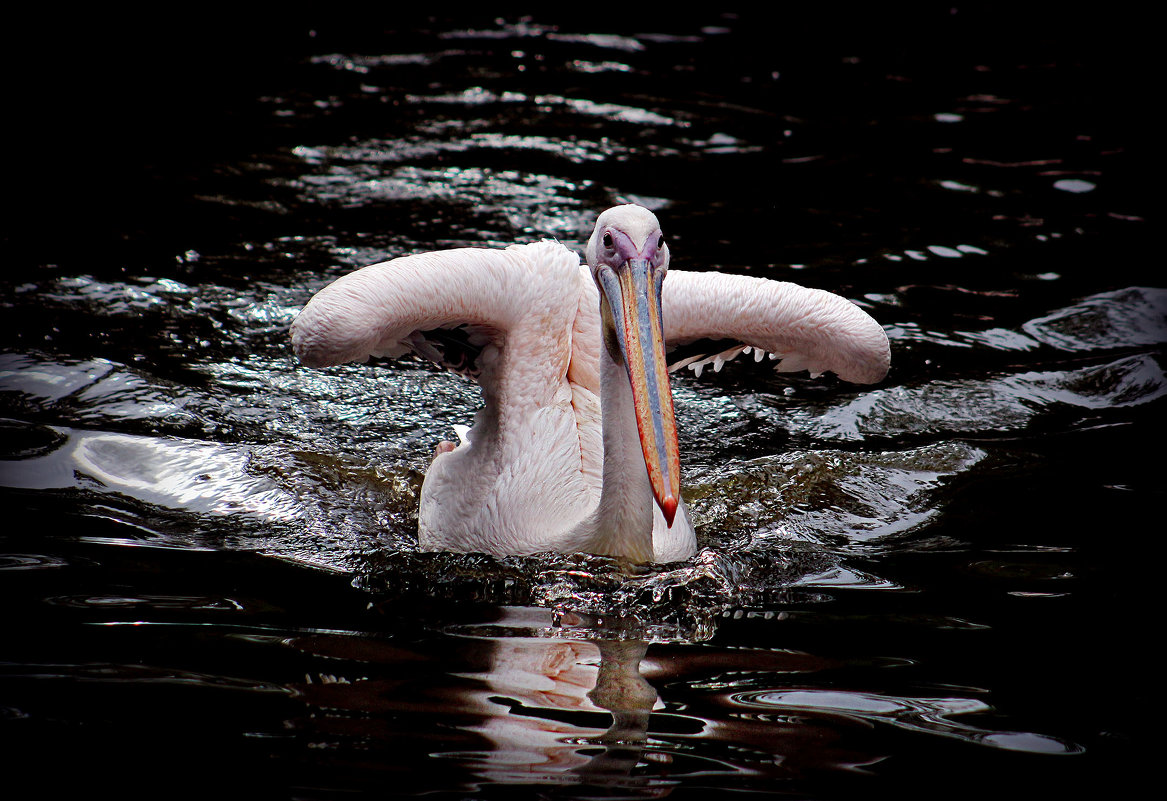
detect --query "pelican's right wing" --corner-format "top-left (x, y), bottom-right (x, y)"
top-left (291, 241), bottom-right (582, 380)
top-left (662, 271), bottom-right (890, 384)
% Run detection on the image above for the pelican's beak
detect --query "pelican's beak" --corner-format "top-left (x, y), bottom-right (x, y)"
top-left (597, 257), bottom-right (682, 526)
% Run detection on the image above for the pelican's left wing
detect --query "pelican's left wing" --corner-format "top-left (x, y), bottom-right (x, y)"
top-left (291, 241), bottom-right (582, 382)
top-left (662, 271), bottom-right (890, 384)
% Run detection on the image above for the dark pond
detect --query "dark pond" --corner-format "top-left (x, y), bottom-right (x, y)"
top-left (2, 9), bottom-right (1160, 799)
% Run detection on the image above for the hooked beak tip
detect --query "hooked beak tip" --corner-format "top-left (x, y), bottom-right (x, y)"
top-left (660, 494), bottom-right (678, 528)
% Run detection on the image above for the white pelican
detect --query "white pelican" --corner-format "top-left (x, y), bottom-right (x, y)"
top-left (291, 205), bottom-right (889, 563)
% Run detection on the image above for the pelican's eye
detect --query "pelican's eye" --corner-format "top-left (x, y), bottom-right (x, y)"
top-left (657, 235), bottom-right (665, 250)
top-left (602, 232), bottom-right (613, 250)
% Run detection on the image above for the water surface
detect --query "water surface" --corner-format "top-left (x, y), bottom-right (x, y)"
top-left (2, 10), bottom-right (1159, 799)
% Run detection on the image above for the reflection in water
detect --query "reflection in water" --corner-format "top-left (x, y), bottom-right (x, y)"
top-left (282, 606), bottom-right (1080, 794)
top-left (466, 637), bottom-right (660, 787)
top-left (288, 609), bottom-right (670, 794)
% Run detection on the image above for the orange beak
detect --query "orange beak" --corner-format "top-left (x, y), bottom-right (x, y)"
top-left (597, 257), bottom-right (682, 526)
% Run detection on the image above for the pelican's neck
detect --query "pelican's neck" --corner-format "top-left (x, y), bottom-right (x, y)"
top-left (583, 350), bottom-right (657, 562)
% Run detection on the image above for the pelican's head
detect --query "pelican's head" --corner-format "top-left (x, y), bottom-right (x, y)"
top-left (586, 205), bottom-right (681, 527)
top-left (585, 204), bottom-right (670, 277)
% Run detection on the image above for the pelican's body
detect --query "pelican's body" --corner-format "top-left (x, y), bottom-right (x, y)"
top-left (291, 206), bottom-right (889, 562)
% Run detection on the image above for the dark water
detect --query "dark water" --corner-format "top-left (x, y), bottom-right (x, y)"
top-left (2, 9), bottom-right (1160, 799)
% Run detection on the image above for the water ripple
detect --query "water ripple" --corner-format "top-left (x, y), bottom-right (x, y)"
top-left (43, 594), bottom-right (245, 611)
top-left (729, 689), bottom-right (1083, 754)
top-left (1024, 286), bottom-right (1167, 351)
top-left (802, 354), bottom-right (1165, 439)
top-left (0, 553), bottom-right (71, 571)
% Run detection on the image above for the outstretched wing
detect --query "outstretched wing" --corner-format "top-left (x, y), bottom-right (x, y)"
top-left (662, 271), bottom-right (890, 384)
top-left (291, 241), bottom-right (584, 390)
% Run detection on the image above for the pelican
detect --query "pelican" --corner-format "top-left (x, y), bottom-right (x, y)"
top-left (291, 205), bottom-right (889, 563)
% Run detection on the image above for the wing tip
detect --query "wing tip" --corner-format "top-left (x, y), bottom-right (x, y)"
top-left (835, 325), bottom-right (891, 384)
top-left (290, 306), bottom-right (372, 369)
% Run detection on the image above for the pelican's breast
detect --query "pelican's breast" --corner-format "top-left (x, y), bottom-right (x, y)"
top-left (417, 243), bottom-right (604, 555)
